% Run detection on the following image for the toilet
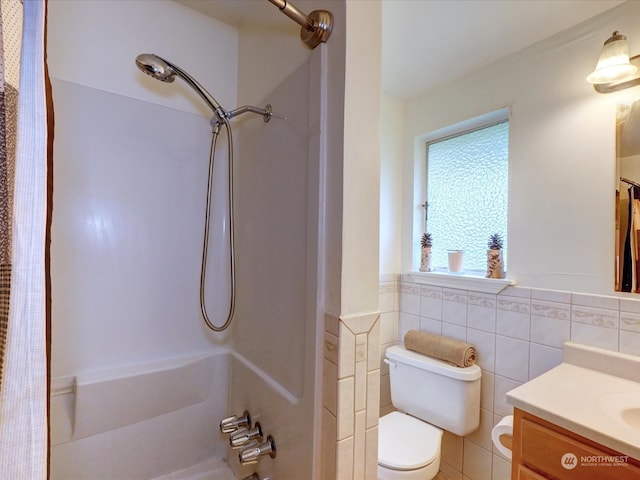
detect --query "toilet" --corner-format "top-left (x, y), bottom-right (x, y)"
top-left (378, 345), bottom-right (481, 480)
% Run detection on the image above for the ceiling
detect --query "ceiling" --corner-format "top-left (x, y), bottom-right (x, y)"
top-left (177, 0), bottom-right (626, 99)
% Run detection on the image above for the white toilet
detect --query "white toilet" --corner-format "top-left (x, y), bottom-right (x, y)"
top-left (378, 345), bottom-right (482, 480)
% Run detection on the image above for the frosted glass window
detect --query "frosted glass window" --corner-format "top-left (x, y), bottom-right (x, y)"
top-left (426, 121), bottom-right (509, 273)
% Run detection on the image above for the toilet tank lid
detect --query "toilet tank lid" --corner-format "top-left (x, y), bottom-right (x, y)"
top-left (386, 345), bottom-right (481, 381)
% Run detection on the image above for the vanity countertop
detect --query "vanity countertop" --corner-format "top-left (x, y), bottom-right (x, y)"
top-left (506, 342), bottom-right (640, 460)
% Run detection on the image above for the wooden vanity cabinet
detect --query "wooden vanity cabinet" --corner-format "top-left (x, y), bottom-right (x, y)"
top-left (511, 408), bottom-right (640, 480)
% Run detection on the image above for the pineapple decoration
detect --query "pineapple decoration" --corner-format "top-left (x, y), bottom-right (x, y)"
top-left (486, 233), bottom-right (505, 279)
top-left (420, 232), bottom-right (433, 272)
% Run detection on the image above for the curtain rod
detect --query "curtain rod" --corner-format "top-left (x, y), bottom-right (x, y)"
top-left (266, 0), bottom-right (333, 49)
top-left (621, 176), bottom-right (640, 188)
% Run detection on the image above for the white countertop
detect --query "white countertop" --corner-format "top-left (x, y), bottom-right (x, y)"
top-left (506, 343), bottom-right (640, 460)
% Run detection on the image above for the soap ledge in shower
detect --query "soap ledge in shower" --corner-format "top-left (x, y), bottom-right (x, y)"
top-left (72, 351), bottom-right (221, 440)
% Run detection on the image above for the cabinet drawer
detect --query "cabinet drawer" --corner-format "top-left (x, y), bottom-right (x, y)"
top-left (516, 464), bottom-right (547, 480)
top-left (520, 418), bottom-right (640, 480)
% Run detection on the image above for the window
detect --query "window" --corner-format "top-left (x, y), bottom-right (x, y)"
top-left (425, 119), bottom-right (509, 273)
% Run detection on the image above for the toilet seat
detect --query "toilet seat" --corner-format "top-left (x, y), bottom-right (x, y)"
top-left (378, 411), bottom-right (442, 471)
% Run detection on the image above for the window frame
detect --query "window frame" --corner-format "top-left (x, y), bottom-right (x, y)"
top-left (411, 108), bottom-right (510, 276)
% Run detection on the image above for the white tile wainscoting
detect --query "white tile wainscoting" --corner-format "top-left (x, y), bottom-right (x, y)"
top-left (378, 274), bottom-right (640, 480)
top-left (323, 312), bottom-right (381, 479)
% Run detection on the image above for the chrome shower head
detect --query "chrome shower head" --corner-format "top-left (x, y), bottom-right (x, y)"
top-left (135, 53), bottom-right (225, 117)
top-left (135, 53), bottom-right (175, 83)
top-left (136, 53), bottom-right (274, 125)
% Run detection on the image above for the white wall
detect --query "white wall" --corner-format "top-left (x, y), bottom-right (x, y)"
top-left (342, 1), bottom-right (382, 315)
top-left (391, 1), bottom-right (640, 295)
top-left (380, 95), bottom-right (404, 275)
top-left (48, 0), bottom-right (238, 117)
top-left (236, 10), bottom-right (307, 106)
top-left (48, 1), bottom-right (240, 477)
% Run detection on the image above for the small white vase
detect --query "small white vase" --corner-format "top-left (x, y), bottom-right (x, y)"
top-left (447, 250), bottom-right (464, 273)
top-left (486, 249), bottom-right (505, 279)
top-left (420, 247), bottom-right (433, 272)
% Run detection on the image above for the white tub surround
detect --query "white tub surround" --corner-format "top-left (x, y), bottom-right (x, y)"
top-left (50, 352), bottom-right (230, 479)
top-left (506, 342), bottom-right (640, 459)
top-left (72, 353), bottom-right (216, 440)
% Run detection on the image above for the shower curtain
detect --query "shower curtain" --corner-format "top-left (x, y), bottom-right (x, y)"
top-left (0, 0), bottom-right (49, 478)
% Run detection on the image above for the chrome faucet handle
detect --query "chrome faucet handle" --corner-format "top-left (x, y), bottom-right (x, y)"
top-left (230, 422), bottom-right (263, 449)
top-left (219, 410), bottom-right (251, 434)
top-left (238, 435), bottom-right (277, 466)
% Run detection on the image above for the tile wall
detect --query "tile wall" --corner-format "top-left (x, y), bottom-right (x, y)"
top-left (323, 313), bottom-right (381, 479)
top-left (378, 274), bottom-right (640, 480)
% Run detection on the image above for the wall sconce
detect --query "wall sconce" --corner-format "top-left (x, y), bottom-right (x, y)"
top-left (587, 31), bottom-right (640, 93)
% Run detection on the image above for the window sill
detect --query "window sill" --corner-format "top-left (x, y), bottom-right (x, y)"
top-left (404, 271), bottom-right (513, 294)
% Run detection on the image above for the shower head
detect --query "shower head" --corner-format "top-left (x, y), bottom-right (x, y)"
top-left (135, 53), bottom-right (226, 118)
top-left (135, 53), bottom-right (176, 83)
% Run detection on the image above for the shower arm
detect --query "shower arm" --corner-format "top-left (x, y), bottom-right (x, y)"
top-left (164, 60), bottom-right (272, 124)
top-left (267, 0), bottom-right (333, 49)
top-left (226, 105), bottom-right (272, 123)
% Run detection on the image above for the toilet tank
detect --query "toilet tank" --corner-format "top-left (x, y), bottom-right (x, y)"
top-left (386, 345), bottom-right (481, 436)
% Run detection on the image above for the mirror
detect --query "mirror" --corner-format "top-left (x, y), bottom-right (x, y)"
top-left (615, 98), bottom-right (640, 292)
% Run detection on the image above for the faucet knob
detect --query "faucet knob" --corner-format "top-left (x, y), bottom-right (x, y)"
top-left (230, 422), bottom-right (263, 449)
top-left (219, 410), bottom-right (251, 434)
top-left (238, 435), bottom-right (277, 466)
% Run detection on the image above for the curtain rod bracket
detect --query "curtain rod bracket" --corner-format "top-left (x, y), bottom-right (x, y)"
top-left (267, 0), bottom-right (333, 49)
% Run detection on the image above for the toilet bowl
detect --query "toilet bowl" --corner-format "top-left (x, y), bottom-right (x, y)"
top-left (378, 411), bottom-right (442, 480)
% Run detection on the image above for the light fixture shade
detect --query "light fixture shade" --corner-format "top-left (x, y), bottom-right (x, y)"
top-left (587, 31), bottom-right (638, 84)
